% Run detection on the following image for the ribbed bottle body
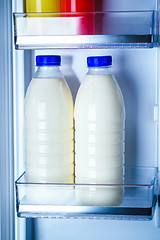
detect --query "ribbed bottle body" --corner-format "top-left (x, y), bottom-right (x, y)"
top-left (75, 71), bottom-right (125, 206)
top-left (25, 70), bottom-right (74, 184)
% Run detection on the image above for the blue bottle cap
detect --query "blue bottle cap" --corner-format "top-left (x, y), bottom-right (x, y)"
top-left (87, 56), bottom-right (112, 67)
top-left (36, 55), bottom-right (61, 66)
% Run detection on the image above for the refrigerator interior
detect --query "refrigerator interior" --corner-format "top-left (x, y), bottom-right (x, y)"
top-left (10, 0), bottom-right (160, 239)
top-left (29, 48), bottom-right (158, 169)
top-left (30, 48), bottom-right (159, 239)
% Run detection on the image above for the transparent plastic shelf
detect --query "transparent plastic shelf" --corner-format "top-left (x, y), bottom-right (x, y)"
top-left (13, 11), bottom-right (157, 49)
top-left (15, 167), bottom-right (157, 220)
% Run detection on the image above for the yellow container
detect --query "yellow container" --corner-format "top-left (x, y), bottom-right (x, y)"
top-left (26, 0), bottom-right (60, 13)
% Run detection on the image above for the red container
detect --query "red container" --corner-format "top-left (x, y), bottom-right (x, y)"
top-left (61, 0), bottom-right (95, 35)
top-left (61, 0), bottom-right (95, 12)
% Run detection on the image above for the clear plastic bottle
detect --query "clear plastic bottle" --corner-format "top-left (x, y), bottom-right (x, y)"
top-left (25, 55), bottom-right (74, 186)
top-left (74, 56), bottom-right (125, 206)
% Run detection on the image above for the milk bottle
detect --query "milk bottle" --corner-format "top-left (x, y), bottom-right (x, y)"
top-left (74, 56), bottom-right (125, 206)
top-left (25, 55), bottom-right (74, 203)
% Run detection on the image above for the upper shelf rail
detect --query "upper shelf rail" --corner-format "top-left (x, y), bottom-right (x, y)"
top-left (13, 11), bottom-right (159, 49)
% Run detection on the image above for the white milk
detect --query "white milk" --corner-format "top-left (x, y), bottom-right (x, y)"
top-left (24, 56), bottom-right (74, 204)
top-left (74, 56), bottom-right (125, 206)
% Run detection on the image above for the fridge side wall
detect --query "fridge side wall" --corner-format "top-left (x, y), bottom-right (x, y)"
top-left (0, 0), bottom-right (15, 240)
top-left (13, 2), bottom-right (27, 240)
top-left (12, 0), bottom-right (160, 240)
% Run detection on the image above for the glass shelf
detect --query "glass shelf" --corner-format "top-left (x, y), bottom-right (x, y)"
top-left (15, 167), bottom-right (158, 220)
top-left (13, 11), bottom-right (158, 49)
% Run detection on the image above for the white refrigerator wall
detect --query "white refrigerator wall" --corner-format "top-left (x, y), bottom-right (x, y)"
top-left (102, 0), bottom-right (158, 11)
top-left (12, 0), bottom-right (160, 240)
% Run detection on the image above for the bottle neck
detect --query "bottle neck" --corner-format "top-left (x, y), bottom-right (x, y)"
top-left (87, 66), bottom-right (112, 75)
top-left (34, 65), bottom-right (62, 78)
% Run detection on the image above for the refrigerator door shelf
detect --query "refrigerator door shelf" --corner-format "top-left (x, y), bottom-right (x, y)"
top-left (15, 167), bottom-right (158, 220)
top-left (13, 11), bottom-right (157, 49)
